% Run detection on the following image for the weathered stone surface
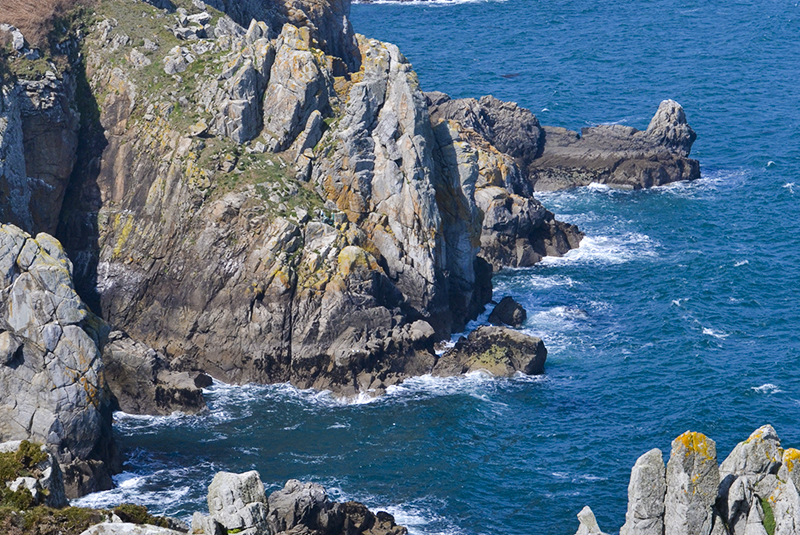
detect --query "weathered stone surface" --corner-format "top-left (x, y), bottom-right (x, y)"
top-left (204, 0), bottom-right (361, 71)
top-left (206, 471), bottom-right (268, 533)
top-left (664, 431), bottom-right (719, 535)
top-left (0, 76), bottom-right (79, 235)
top-left (620, 448), bottom-right (666, 535)
top-left (192, 472), bottom-right (406, 535)
top-left (488, 296), bottom-right (527, 327)
top-left (574, 506), bottom-right (609, 535)
top-left (427, 93), bottom-right (582, 271)
top-left (720, 424), bottom-right (783, 495)
top-left (528, 100), bottom-right (700, 191)
top-left (0, 225), bottom-right (116, 498)
top-left (262, 25), bottom-right (330, 152)
top-left (79, 523), bottom-right (185, 535)
top-left (433, 326), bottom-right (546, 377)
top-left (102, 331), bottom-right (206, 415)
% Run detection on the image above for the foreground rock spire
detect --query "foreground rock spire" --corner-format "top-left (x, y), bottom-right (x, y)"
top-left (575, 425), bottom-right (800, 535)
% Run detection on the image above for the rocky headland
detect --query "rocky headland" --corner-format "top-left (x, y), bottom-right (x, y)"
top-left (1, 0), bottom-right (700, 506)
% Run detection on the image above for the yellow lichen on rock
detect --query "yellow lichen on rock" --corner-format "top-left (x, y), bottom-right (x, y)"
top-left (676, 431), bottom-right (714, 460)
top-left (784, 448), bottom-right (800, 472)
top-left (337, 246), bottom-right (379, 277)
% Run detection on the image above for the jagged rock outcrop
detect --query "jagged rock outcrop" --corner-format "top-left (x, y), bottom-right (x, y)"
top-left (573, 506), bottom-right (608, 535)
top-left (432, 325), bottom-right (546, 377)
top-left (664, 431), bottom-right (720, 535)
top-left (426, 91), bottom-right (583, 270)
top-left (488, 296), bottom-right (526, 327)
top-left (0, 224), bottom-right (116, 497)
top-left (619, 449), bottom-right (666, 535)
top-left (203, 0), bottom-right (361, 72)
top-left (0, 75), bottom-right (79, 235)
top-left (576, 426), bottom-right (800, 535)
top-left (192, 471), bottom-right (406, 535)
top-left (529, 100), bottom-right (700, 191)
top-left (102, 331), bottom-right (207, 416)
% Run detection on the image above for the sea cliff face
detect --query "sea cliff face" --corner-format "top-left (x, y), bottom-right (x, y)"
top-left (0, 0), bottom-right (700, 499)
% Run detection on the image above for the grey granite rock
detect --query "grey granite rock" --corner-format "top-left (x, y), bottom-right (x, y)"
top-left (664, 431), bottom-right (719, 535)
top-left (528, 100), bottom-right (700, 191)
top-left (720, 424), bottom-right (783, 496)
top-left (262, 25), bottom-right (330, 152)
top-left (0, 225), bottom-right (116, 498)
top-left (102, 331), bottom-right (206, 415)
top-left (620, 449), bottom-right (666, 535)
top-left (574, 506), bottom-right (609, 535)
top-left (79, 523), bottom-right (185, 535)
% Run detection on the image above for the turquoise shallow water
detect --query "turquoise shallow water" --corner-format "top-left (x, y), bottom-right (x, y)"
top-left (74, 1), bottom-right (800, 534)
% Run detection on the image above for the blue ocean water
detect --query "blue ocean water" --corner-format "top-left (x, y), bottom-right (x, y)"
top-left (74, 1), bottom-right (800, 534)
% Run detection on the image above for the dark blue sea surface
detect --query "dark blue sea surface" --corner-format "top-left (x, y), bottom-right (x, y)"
top-left (74, 1), bottom-right (800, 534)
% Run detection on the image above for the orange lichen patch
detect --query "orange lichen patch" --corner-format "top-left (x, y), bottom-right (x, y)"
top-left (784, 448), bottom-right (800, 472)
top-left (675, 431), bottom-right (715, 460)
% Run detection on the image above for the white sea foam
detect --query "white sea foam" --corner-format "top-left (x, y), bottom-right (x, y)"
top-left (71, 470), bottom-right (194, 511)
top-left (671, 298), bottom-right (689, 307)
top-left (539, 233), bottom-right (657, 266)
top-left (493, 274), bottom-right (577, 294)
top-left (784, 182), bottom-right (795, 194)
top-left (752, 384), bottom-right (783, 394)
top-left (702, 327), bottom-right (729, 339)
top-left (734, 260), bottom-right (749, 267)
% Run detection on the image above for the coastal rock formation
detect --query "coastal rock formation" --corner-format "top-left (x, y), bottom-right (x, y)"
top-left (0, 224), bottom-right (116, 497)
top-left (81, 524), bottom-right (186, 535)
top-left (573, 506), bottom-right (608, 535)
top-left (102, 331), bottom-right (207, 416)
top-left (664, 431), bottom-right (719, 535)
top-left (488, 296), bottom-right (527, 327)
top-left (575, 426), bottom-right (800, 535)
top-left (192, 471), bottom-right (407, 535)
top-left (426, 91), bottom-right (583, 270)
top-left (432, 325), bottom-right (546, 377)
top-left (529, 100), bottom-right (700, 191)
top-left (2, 0), bottom-right (698, 410)
top-left (619, 449), bottom-right (666, 535)
top-left (0, 75), bottom-right (79, 235)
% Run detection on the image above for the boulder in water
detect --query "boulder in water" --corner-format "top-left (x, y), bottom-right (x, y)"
top-left (433, 326), bottom-right (546, 377)
top-left (488, 296), bottom-right (527, 327)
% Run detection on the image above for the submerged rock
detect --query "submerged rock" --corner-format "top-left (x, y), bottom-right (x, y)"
top-left (433, 326), bottom-right (546, 377)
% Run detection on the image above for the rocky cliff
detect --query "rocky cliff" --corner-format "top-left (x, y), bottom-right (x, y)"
top-left (0, 0), bottom-right (702, 499)
top-left (574, 425), bottom-right (800, 535)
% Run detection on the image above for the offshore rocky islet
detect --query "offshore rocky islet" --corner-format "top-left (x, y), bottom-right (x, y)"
top-left (0, 0), bottom-right (707, 531)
